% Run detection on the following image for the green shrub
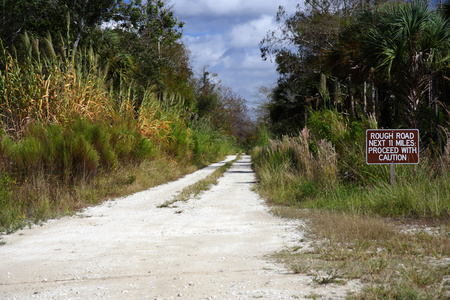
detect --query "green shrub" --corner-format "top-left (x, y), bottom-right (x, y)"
top-left (13, 136), bottom-right (45, 172)
top-left (308, 109), bottom-right (349, 145)
top-left (134, 137), bottom-right (155, 160)
top-left (71, 119), bottom-right (118, 168)
top-left (68, 134), bottom-right (100, 175)
top-left (165, 121), bottom-right (193, 160)
top-left (191, 120), bottom-right (237, 166)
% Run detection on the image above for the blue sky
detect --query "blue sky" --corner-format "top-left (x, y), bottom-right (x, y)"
top-left (171, 0), bottom-right (299, 112)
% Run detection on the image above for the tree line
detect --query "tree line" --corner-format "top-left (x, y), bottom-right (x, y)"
top-left (259, 0), bottom-right (450, 149)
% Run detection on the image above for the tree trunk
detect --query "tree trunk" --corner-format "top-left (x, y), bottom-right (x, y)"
top-left (72, 25), bottom-right (83, 60)
top-left (363, 81), bottom-right (367, 116)
top-left (348, 75), bottom-right (355, 116)
top-left (378, 82), bottom-right (394, 128)
top-left (430, 74), bottom-right (440, 151)
top-left (72, 0), bottom-right (89, 61)
top-left (371, 80), bottom-right (376, 116)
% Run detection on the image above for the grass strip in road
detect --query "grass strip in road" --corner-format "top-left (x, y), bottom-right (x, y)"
top-left (157, 155), bottom-right (240, 208)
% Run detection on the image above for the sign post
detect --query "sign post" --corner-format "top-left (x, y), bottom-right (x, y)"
top-left (390, 162), bottom-right (395, 185)
top-left (366, 129), bottom-right (419, 184)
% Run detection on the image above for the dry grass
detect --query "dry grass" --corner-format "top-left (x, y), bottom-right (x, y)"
top-left (253, 123), bottom-right (450, 219)
top-left (2, 54), bottom-right (113, 136)
top-left (1, 51), bottom-right (175, 144)
top-left (266, 128), bottom-right (337, 184)
top-left (252, 128), bottom-right (337, 205)
top-left (270, 207), bottom-right (450, 299)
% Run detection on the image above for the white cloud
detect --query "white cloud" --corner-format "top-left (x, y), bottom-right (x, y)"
top-left (227, 15), bottom-right (275, 48)
top-left (217, 48), bottom-right (273, 71)
top-left (240, 50), bottom-right (273, 70)
top-left (183, 34), bottom-right (226, 67)
top-left (174, 0), bottom-right (298, 18)
top-left (213, 48), bottom-right (278, 103)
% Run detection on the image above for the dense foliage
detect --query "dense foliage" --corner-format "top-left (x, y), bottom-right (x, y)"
top-left (259, 0), bottom-right (450, 147)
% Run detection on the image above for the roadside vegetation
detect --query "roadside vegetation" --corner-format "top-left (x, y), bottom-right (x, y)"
top-left (254, 0), bottom-right (450, 298)
top-left (253, 111), bottom-right (450, 219)
top-left (0, 1), bottom-right (251, 233)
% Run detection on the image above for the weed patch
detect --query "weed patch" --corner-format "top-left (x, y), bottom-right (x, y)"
top-left (158, 156), bottom-right (239, 208)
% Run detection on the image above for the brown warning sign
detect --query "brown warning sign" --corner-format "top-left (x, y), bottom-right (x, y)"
top-left (366, 129), bottom-right (419, 164)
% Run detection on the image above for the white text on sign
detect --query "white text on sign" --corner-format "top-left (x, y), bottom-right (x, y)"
top-left (366, 130), bottom-right (419, 164)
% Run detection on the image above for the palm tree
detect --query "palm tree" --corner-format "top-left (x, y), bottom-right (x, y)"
top-left (443, 0), bottom-right (450, 19)
top-left (361, 0), bottom-right (450, 128)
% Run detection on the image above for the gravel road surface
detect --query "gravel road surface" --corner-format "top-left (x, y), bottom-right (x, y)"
top-left (0, 155), bottom-right (360, 299)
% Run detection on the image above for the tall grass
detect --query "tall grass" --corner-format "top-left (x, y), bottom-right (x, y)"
top-left (253, 128), bottom-right (337, 205)
top-left (313, 163), bottom-right (450, 219)
top-left (192, 119), bottom-right (238, 166)
top-left (0, 49), bottom-right (115, 136)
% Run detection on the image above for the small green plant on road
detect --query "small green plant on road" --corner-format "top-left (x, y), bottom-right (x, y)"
top-left (158, 155), bottom-right (240, 208)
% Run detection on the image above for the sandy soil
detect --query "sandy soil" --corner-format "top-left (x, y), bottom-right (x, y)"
top-left (0, 155), bottom-right (361, 299)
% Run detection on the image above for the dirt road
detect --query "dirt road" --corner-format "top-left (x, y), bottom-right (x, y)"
top-left (0, 155), bottom-right (359, 299)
